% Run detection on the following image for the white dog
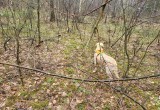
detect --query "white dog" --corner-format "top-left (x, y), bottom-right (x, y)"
top-left (93, 43), bottom-right (120, 79)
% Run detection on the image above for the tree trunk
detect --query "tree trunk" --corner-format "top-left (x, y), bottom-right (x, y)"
top-left (50, 0), bottom-right (55, 22)
top-left (37, 0), bottom-right (41, 44)
top-left (15, 36), bottom-right (24, 86)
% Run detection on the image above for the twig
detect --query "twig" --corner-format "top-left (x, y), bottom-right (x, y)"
top-left (81, 0), bottom-right (111, 55)
top-left (134, 30), bottom-right (160, 76)
top-left (53, 0), bottom-right (113, 18)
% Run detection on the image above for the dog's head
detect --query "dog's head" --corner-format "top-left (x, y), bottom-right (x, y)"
top-left (95, 43), bottom-right (104, 54)
top-left (96, 42), bottom-right (104, 49)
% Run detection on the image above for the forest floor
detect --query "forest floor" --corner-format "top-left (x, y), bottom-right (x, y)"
top-left (0, 20), bottom-right (160, 110)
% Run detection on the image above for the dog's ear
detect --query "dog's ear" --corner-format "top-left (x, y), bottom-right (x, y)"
top-left (96, 43), bottom-right (99, 47)
top-left (96, 42), bottom-right (104, 47)
top-left (100, 43), bottom-right (104, 47)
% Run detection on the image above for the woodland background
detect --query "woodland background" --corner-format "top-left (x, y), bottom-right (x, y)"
top-left (0, 0), bottom-right (160, 110)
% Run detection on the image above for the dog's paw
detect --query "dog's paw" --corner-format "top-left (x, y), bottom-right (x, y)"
top-left (93, 68), bottom-right (97, 73)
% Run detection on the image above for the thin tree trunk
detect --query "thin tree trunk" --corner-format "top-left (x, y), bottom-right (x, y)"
top-left (37, 0), bottom-right (41, 44)
top-left (79, 0), bottom-right (83, 14)
top-left (121, 0), bottom-right (130, 77)
top-left (50, 0), bottom-right (55, 22)
top-left (15, 35), bottom-right (24, 86)
top-left (8, 3), bottom-right (25, 86)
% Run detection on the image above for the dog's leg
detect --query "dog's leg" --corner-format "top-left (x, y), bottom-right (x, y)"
top-left (93, 54), bottom-right (98, 73)
top-left (105, 66), bottom-right (113, 79)
top-left (114, 66), bottom-right (120, 79)
top-left (93, 67), bottom-right (97, 73)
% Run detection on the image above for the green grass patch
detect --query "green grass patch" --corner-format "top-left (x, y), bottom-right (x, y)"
top-left (30, 100), bottom-right (49, 109)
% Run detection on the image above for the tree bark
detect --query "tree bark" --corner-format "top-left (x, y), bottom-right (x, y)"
top-left (37, 0), bottom-right (41, 44)
top-left (50, 0), bottom-right (55, 22)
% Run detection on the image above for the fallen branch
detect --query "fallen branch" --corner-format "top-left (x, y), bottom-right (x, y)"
top-left (1, 62), bottom-right (155, 110)
top-left (0, 62), bottom-right (159, 83)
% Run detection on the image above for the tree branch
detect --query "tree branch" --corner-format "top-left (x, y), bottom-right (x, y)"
top-left (0, 62), bottom-right (159, 83)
